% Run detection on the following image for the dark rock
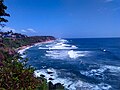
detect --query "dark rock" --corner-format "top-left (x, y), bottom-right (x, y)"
top-left (47, 72), bottom-right (54, 74)
top-left (48, 81), bottom-right (54, 90)
top-left (68, 84), bottom-right (71, 88)
top-left (40, 74), bottom-right (45, 77)
top-left (49, 78), bottom-right (54, 80)
top-left (49, 82), bottom-right (64, 90)
top-left (54, 83), bottom-right (64, 90)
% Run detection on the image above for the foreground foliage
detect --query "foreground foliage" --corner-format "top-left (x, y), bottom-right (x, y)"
top-left (0, 51), bottom-right (44, 90)
top-left (0, 37), bottom-right (64, 90)
top-left (0, 0), bottom-right (64, 89)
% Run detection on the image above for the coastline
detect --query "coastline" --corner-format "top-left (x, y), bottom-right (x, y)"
top-left (17, 40), bottom-right (55, 55)
top-left (16, 39), bottom-right (65, 89)
top-left (0, 31), bottom-right (64, 89)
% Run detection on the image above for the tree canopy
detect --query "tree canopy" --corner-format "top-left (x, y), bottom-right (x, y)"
top-left (0, 0), bottom-right (10, 27)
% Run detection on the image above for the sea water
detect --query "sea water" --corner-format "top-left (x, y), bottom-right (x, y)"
top-left (21, 38), bottom-right (120, 90)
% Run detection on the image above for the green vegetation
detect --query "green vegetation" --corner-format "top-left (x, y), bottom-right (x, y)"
top-left (3, 36), bottom-right (55, 49)
top-left (0, 0), bottom-right (64, 89)
top-left (0, 36), bottom-right (64, 90)
top-left (0, 0), bottom-right (10, 27)
top-left (0, 51), bottom-right (43, 90)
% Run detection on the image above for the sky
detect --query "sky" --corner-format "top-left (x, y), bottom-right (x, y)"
top-left (3, 0), bottom-right (120, 38)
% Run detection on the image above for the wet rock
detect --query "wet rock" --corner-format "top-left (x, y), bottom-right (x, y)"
top-left (48, 81), bottom-right (54, 90)
top-left (47, 72), bottom-right (54, 74)
top-left (49, 78), bottom-right (54, 80)
top-left (47, 69), bottom-right (54, 74)
top-left (48, 82), bottom-right (64, 90)
top-left (40, 74), bottom-right (45, 77)
top-left (54, 83), bottom-right (64, 90)
top-left (68, 84), bottom-right (71, 88)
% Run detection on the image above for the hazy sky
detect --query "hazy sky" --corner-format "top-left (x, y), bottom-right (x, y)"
top-left (4, 0), bottom-right (120, 38)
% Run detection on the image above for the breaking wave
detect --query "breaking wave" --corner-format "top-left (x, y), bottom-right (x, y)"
top-left (34, 68), bottom-right (112, 90)
top-left (45, 50), bottom-right (89, 59)
top-left (18, 46), bottom-right (33, 58)
top-left (25, 38), bottom-right (120, 90)
top-left (38, 39), bottom-right (90, 59)
top-left (80, 65), bottom-right (120, 78)
top-left (38, 39), bottom-right (77, 50)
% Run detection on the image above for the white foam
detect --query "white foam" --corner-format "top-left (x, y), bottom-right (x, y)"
top-left (38, 47), bottom-right (49, 49)
top-left (58, 39), bottom-right (68, 43)
top-left (68, 81), bottom-right (111, 90)
top-left (103, 49), bottom-right (106, 52)
top-left (41, 39), bottom-right (89, 59)
top-left (104, 65), bottom-right (120, 73)
top-left (45, 50), bottom-right (88, 59)
top-left (98, 83), bottom-right (112, 90)
top-left (34, 68), bottom-right (112, 90)
top-left (18, 46), bottom-right (33, 58)
top-left (38, 39), bottom-right (77, 50)
top-left (80, 65), bottom-right (120, 81)
top-left (68, 50), bottom-right (87, 59)
top-left (34, 69), bottom-right (58, 82)
top-left (48, 44), bottom-right (77, 50)
top-left (45, 50), bottom-right (68, 59)
top-left (21, 55), bottom-right (26, 58)
top-left (47, 68), bottom-right (56, 73)
top-left (18, 46), bottom-right (33, 55)
top-left (18, 48), bottom-right (26, 55)
top-left (80, 65), bottom-right (108, 80)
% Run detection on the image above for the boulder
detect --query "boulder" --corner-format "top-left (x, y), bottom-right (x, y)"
top-left (49, 78), bottom-right (54, 80)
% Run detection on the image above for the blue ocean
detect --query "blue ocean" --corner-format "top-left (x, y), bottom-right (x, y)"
top-left (24, 38), bottom-right (120, 90)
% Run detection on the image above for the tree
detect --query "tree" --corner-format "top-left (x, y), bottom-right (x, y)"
top-left (0, 0), bottom-right (10, 27)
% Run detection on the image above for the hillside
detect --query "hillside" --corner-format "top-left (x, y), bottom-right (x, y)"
top-left (0, 32), bottom-right (64, 90)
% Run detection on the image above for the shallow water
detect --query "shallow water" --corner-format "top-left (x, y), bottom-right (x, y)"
top-left (24, 38), bottom-right (120, 90)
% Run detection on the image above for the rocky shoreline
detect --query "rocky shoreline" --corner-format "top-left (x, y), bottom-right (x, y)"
top-left (0, 35), bottom-right (65, 90)
top-left (17, 39), bottom-right (65, 90)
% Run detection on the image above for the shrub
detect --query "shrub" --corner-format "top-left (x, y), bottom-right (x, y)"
top-left (0, 52), bottom-right (42, 90)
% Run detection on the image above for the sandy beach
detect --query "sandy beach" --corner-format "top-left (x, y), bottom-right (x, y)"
top-left (17, 40), bottom-right (55, 55)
